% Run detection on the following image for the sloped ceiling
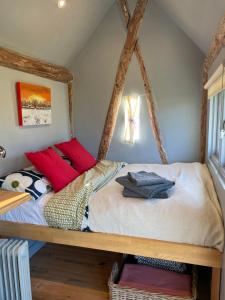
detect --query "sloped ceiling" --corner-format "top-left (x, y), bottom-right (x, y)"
top-left (157, 0), bottom-right (225, 54)
top-left (0, 0), bottom-right (224, 66)
top-left (0, 0), bottom-right (114, 66)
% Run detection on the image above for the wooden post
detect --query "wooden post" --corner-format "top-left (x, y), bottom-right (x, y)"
top-left (118, 0), bottom-right (168, 164)
top-left (68, 81), bottom-right (73, 138)
top-left (200, 67), bottom-right (208, 163)
top-left (98, 0), bottom-right (148, 160)
top-left (200, 14), bottom-right (225, 162)
top-left (211, 267), bottom-right (221, 300)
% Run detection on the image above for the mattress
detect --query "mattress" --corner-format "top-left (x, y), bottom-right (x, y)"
top-left (0, 162), bottom-right (224, 251)
top-left (0, 191), bottom-right (52, 226)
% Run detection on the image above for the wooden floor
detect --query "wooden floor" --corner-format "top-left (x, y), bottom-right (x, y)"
top-left (31, 243), bottom-right (121, 300)
top-left (30, 243), bottom-right (211, 300)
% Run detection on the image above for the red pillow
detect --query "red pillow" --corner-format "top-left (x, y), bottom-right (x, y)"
top-left (25, 148), bottom-right (80, 192)
top-left (55, 138), bottom-right (97, 174)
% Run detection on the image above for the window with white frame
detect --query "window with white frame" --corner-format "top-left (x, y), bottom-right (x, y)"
top-left (208, 90), bottom-right (225, 180)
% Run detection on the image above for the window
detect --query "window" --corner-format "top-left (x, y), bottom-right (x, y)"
top-left (208, 90), bottom-right (225, 181)
top-left (124, 95), bottom-right (140, 144)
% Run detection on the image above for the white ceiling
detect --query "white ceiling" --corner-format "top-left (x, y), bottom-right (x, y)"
top-left (157, 0), bottom-right (225, 54)
top-left (0, 0), bottom-right (113, 66)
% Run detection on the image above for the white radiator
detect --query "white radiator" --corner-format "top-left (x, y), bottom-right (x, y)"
top-left (0, 239), bottom-right (32, 300)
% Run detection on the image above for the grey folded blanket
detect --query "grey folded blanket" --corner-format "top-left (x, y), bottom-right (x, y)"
top-left (116, 171), bottom-right (175, 199)
top-left (128, 171), bottom-right (167, 186)
top-left (123, 188), bottom-right (168, 199)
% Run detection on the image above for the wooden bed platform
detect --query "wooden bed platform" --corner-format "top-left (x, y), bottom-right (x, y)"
top-left (0, 220), bottom-right (222, 300)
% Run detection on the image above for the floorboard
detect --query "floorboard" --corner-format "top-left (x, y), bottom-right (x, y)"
top-left (31, 243), bottom-right (121, 300)
top-left (30, 243), bottom-right (211, 300)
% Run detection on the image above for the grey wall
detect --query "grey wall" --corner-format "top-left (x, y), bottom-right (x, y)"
top-left (71, 0), bottom-right (204, 164)
top-left (0, 66), bottom-right (70, 176)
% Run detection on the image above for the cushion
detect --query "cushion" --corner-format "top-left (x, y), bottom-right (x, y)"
top-left (0, 168), bottom-right (51, 200)
top-left (119, 264), bottom-right (192, 297)
top-left (27, 155), bottom-right (72, 171)
top-left (55, 138), bottom-right (97, 173)
top-left (135, 256), bottom-right (187, 273)
top-left (26, 147), bottom-right (80, 192)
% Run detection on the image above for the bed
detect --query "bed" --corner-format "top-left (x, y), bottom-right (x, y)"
top-left (0, 162), bottom-right (224, 300)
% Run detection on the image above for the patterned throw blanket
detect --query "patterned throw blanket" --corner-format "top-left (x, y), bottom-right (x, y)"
top-left (44, 160), bottom-right (125, 230)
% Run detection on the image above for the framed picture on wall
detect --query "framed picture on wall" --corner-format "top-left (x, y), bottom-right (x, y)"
top-left (16, 82), bottom-right (52, 127)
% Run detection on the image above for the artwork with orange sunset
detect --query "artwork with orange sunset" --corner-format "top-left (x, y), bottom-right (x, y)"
top-left (16, 82), bottom-right (51, 126)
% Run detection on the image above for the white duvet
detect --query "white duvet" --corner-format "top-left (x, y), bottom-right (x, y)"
top-left (88, 163), bottom-right (224, 251)
top-left (0, 162), bottom-right (224, 251)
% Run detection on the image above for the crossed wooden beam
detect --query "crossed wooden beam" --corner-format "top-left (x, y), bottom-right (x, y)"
top-left (98, 0), bottom-right (168, 164)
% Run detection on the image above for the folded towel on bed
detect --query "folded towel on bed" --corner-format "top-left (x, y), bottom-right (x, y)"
top-left (116, 173), bottom-right (175, 199)
top-left (128, 171), bottom-right (167, 186)
top-left (123, 187), bottom-right (168, 199)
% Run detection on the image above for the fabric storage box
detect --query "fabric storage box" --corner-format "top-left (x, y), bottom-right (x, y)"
top-left (108, 262), bottom-right (197, 300)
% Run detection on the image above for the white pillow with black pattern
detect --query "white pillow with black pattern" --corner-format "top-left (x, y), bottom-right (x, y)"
top-left (0, 168), bottom-right (52, 200)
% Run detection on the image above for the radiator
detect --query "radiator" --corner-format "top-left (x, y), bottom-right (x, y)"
top-left (0, 239), bottom-right (32, 300)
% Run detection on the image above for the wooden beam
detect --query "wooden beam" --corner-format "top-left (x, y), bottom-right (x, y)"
top-left (118, 0), bottom-right (168, 164)
top-left (200, 13), bottom-right (225, 162)
top-left (0, 47), bottom-right (73, 83)
top-left (0, 190), bottom-right (31, 215)
top-left (211, 267), bottom-right (221, 300)
top-left (210, 268), bottom-right (221, 300)
top-left (200, 71), bottom-right (208, 163)
top-left (205, 16), bottom-right (225, 70)
top-left (0, 220), bottom-right (222, 268)
top-left (67, 81), bottom-right (74, 138)
top-left (98, 0), bottom-right (148, 160)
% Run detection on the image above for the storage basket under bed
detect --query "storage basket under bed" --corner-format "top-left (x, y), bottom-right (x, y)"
top-left (108, 263), bottom-right (197, 300)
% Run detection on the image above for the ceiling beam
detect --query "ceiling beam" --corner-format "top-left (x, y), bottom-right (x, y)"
top-left (98, 0), bottom-right (148, 160)
top-left (118, 0), bottom-right (168, 164)
top-left (204, 16), bottom-right (225, 72)
top-left (0, 47), bottom-right (73, 83)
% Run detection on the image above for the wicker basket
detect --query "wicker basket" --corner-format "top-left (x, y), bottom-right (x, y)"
top-left (108, 263), bottom-right (197, 300)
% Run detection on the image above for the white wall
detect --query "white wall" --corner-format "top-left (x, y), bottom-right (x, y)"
top-left (0, 66), bottom-right (70, 176)
top-left (71, 0), bottom-right (204, 163)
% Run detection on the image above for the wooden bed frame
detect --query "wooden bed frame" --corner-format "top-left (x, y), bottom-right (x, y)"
top-left (0, 220), bottom-right (222, 300)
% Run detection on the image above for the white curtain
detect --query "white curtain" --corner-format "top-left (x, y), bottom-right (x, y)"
top-left (124, 95), bottom-right (139, 144)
